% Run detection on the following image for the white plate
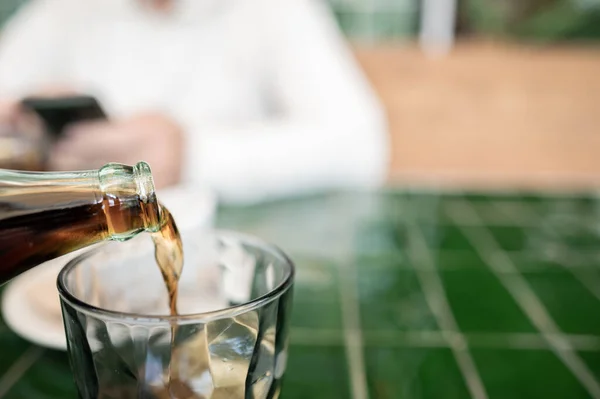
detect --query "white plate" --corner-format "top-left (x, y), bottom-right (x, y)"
top-left (1, 185), bottom-right (217, 350)
top-left (2, 253), bottom-right (77, 350)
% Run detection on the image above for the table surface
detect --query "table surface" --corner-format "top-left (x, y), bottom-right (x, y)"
top-left (2, 189), bottom-right (600, 399)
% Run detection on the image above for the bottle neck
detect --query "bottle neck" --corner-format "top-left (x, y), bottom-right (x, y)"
top-left (98, 162), bottom-right (161, 240)
top-left (0, 162), bottom-right (161, 238)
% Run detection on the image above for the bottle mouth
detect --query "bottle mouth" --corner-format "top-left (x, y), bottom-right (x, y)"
top-left (133, 161), bottom-right (162, 232)
top-left (133, 162), bottom-right (157, 204)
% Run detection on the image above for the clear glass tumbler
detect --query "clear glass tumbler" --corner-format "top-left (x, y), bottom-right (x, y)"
top-left (57, 231), bottom-right (295, 399)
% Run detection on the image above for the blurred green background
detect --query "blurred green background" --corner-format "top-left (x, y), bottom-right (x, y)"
top-left (1, 0), bottom-right (599, 42)
top-left (459, 0), bottom-right (600, 41)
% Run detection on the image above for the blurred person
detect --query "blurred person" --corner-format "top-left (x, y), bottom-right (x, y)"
top-left (0, 0), bottom-right (388, 203)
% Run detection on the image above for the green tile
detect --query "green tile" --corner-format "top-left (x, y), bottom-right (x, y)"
top-left (489, 201), bottom-right (541, 224)
top-left (364, 348), bottom-right (470, 399)
top-left (407, 191), bottom-right (445, 202)
top-left (514, 259), bottom-right (573, 273)
top-left (289, 329), bottom-right (343, 346)
top-left (355, 253), bottom-right (408, 271)
top-left (559, 229), bottom-right (599, 250)
top-left (291, 258), bottom-right (342, 330)
top-left (5, 350), bottom-right (76, 399)
top-left (470, 199), bottom-right (540, 226)
top-left (291, 300), bottom-right (342, 330)
top-left (419, 225), bottom-right (474, 251)
top-left (514, 193), bottom-right (597, 209)
top-left (487, 225), bottom-right (530, 251)
top-left (364, 248), bottom-right (488, 271)
top-left (510, 253), bottom-right (600, 274)
top-left (540, 195), bottom-right (598, 212)
top-left (382, 193), bottom-right (410, 221)
top-left (504, 220), bottom-right (600, 254)
top-left (407, 193), bottom-right (449, 225)
top-left (579, 351), bottom-right (600, 382)
top-left (462, 192), bottom-right (529, 205)
top-left (293, 260), bottom-right (339, 303)
top-left (282, 345), bottom-right (350, 399)
top-left (0, 329), bottom-right (31, 373)
top-left (532, 199), bottom-right (599, 236)
top-left (472, 348), bottom-right (591, 399)
top-left (218, 193), bottom-right (351, 250)
top-left (525, 271), bottom-right (600, 335)
top-left (540, 221), bottom-right (600, 250)
top-left (514, 193), bottom-right (549, 205)
top-left (471, 203), bottom-right (513, 224)
top-left (355, 220), bottom-right (405, 257)
top-left (442, 269), bottom-right (537, 333)
top-left (430, 251), bottom-right (488, 271)
top-left (358, 269), bottom-right (438, 331)
top-left (462, 193), bottom-right (506, 204)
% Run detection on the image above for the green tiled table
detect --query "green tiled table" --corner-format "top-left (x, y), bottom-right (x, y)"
top-left (2, 189), bottom-right (600, 398)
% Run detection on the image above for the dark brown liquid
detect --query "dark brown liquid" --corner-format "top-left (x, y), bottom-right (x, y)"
top-left (0, 191), bottom-right (155, 284)
top-left (0, 194), bottom-right (184, 313)
top-left (152, 205), bottom-right (183, 317)
top-left (0, 196), bottom-right (106, 283)
top-left (151, 205), bottom-right (184, 393)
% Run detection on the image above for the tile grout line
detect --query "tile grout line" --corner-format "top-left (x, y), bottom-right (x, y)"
top-left (0, 345), bottom-right (45, 398)
top-left (533, 217), bottom-right (600, 302)
top-left (444, 202), bottom-right (537, 228)
top-left (290, 327), bottom-right (600, 351)
top-left (507, 249), bottom-right (600, 268)
top-left (343, 259), bottom-right (599, 274)
top-left (290, 329), bottom-right (345, 345)
top-left (338, 258), bottom-right (369, 399)
top-left (449, 200), bottom-right (600, 399)
top-left (362, 331), bottom-right (600, 351)
top-left (407, 226), bottom-right (488, 399)
top-left (487, 201), bottom-right (541, 227)
top-left (566, 269), bottom-right (600, 303)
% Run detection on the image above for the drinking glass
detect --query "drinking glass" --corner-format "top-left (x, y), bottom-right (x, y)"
top-left (57, 231), bottom-right (294, 399)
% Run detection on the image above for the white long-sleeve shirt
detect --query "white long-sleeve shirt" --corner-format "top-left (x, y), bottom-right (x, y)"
top-left (0, 0), bottom-right (389, 203)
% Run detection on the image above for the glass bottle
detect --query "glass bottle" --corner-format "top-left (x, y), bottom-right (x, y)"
top-left (0, 162), bottom-right (161, 284)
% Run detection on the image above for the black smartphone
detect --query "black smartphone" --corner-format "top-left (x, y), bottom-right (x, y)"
top-left (21, 95), bottom-right (107, 137)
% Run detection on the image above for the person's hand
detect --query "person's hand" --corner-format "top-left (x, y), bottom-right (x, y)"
top-left (0, 99), bottom-right (19, 127)
top-left (0, 100), bottom-right (41, 140)
top-left (48, 112), bottom-right (184, 188)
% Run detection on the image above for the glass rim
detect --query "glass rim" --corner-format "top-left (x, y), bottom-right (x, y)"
top-left (57, 230), bottom-right (295, 325)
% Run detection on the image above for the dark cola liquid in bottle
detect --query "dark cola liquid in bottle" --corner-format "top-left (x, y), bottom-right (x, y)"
top-left (0, 161), bottom-right (182, 300)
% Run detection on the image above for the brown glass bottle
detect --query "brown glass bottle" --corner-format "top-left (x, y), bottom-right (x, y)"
top-left (0, 162), bottom-right (162, 284)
